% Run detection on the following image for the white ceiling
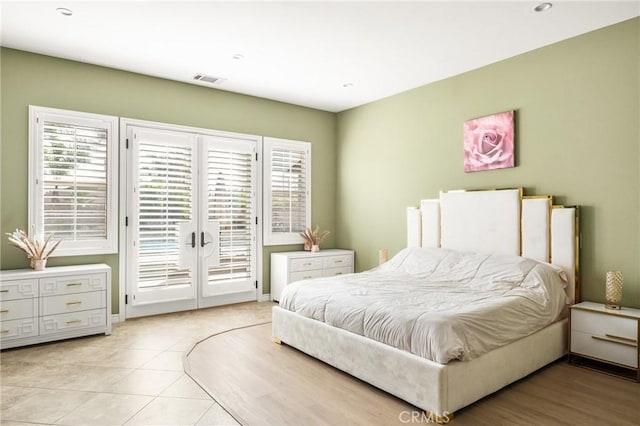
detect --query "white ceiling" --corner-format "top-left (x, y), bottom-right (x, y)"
top-left (1, 1), bottom-right (638, 112)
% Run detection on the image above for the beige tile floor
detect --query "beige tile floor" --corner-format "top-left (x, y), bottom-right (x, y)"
top-left (0, 301), bottom-right (274, 425)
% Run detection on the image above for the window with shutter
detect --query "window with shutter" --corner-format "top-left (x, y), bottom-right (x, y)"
top-left (29, 106), bottom-right (118, 256)
top-left (263, 137), bottom-right (311, 245)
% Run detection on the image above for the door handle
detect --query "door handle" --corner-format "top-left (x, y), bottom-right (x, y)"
top-left (200, 231), bottom-right (213, 248)
top-left (191, 232), bottom-right (196, 248)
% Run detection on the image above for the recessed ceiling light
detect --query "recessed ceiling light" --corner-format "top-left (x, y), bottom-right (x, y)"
top-left (534, 3), bottom-right (552, 12)
top-left (56, 7), bottom-right (73, 16)
top-left (342, 83), bottom-right (354, 88)
top-left (232, 54), bottom-right (245, 60)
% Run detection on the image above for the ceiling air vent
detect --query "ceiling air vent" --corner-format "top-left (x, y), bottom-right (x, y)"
top-left (193, 74), bottom-right (226, 84)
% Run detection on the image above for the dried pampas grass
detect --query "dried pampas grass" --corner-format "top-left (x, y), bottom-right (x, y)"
top-left (6, 229), bottom-right (62, 260)
top-left (300, 225), bottom-right (330, 247)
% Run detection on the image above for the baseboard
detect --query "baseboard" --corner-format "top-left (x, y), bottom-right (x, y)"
top-left (111, 296), bottom-right (271, 324)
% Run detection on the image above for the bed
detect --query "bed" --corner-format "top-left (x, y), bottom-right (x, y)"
top-left (272, 188), bottom-right (579, 421)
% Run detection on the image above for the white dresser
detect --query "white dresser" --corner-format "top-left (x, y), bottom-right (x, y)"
top-left (270, 249), bottom-right (354, 302)
top-left (0, 264), bottom-right (111, 349)
top-left (569, 301), bottom-right (639, 381)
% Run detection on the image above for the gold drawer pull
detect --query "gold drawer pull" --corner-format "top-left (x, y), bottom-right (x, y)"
top-left (605, 333), bottom-right (637, 344)
top-left (592, 335), bottom-right (637, 348)
top-left (66, 319), bottom-right (82, 325)
top-left (334, 260), bottom-right (343, 264)
top-left (66, 283), bottom-right (83, 287)
top-left (303, 262), bottom-right (313, 266)
top-left (0, 329), bottom-right (9, 333)
top-left (0, 290), bottom-right (9, 293)
top-left (303, 276), bottom-right (313, 279)
top-left (334, 272), bottom-right (343, 275)
top-left (66, 301), bottom-right (82, 306)
top-left (0, 309), bottom-right (8, 313)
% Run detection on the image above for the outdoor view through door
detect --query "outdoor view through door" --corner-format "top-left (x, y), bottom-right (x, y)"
top-left (125, 124), bottom-right (259, 318)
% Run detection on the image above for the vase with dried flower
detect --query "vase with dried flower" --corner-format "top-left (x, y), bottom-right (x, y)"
top-left (6, 229), bottom-right (62, 271)
top-left (300, 225), bottom-right (330, 252)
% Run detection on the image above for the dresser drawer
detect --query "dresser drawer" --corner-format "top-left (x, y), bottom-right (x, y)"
top-left (323, 255), bottom-right (353, 269)
top-left (0, 318), bottom-right (38, 341)
top-left (322, 266), bottom-right (352, 278)
top-left (290, 257), bottom-right (324, 272)
top-left (0, 279), bottom-right (38, 301)
top-left (40, 308), bottom-right (107, 335)
top-left (290, 269), bottom-right (324, 282)
top-left (41, 291), bottom-right (106, 316)
top-left (0, 298), bottom-right (38, 321)
top-left (571, 309), bottom-right (637, 341)
top-left (40, 274), bottom-right (107, 296)
top-left (571, 330), bottom-right (638, 368)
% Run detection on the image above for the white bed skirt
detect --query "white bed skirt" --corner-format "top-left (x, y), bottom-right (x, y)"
top-left (272, 306), bottom-right (567, 417)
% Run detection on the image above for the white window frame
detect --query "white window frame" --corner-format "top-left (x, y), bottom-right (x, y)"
top-left (28, 105), bottom-right (119, 256)
top-left (263, 137), bottom-right (311, 246)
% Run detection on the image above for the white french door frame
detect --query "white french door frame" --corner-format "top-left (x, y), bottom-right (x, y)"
top-left (118, 118), bottom-right (263, 321)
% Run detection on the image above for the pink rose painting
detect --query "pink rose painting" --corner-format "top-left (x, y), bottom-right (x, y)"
top-left (463, 111), bottom-right (514, 172)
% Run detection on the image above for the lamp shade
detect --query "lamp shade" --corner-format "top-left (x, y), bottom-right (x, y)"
top-left (378, 249), bottom-right (389, 265)
top-left (605, 271), bottom-right (623, 310)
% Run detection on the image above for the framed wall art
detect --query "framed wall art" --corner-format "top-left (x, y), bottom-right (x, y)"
top-left (463, 110), bottom-right (514, 172)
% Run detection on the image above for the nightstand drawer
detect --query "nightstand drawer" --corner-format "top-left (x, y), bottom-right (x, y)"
top-left (290, 257), bottom-right (324, 272)
top-left (323, 255), bottom-right (353, 269)
top-left (571, 330), bottom-right (638, 368)
top-left (322, 266), bottom-right (352, 278)
top-left (290, 269), bottom-right (323, 282)
top-left (571, 309), bottom-right (637, 341)
top-left (0, 280), bottom-right (38, 301)
top-left (0, 298), bottom-right (37, 321)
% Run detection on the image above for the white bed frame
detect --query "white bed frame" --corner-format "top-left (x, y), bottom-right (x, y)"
top-left (272, 188), bottom-right (579, 421)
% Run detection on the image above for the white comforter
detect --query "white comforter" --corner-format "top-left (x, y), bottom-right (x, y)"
top-left (279, 247), bottom-right (568, 364)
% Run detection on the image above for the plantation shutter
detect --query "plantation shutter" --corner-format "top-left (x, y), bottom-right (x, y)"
top-left (42, 121), bottom-right (108, 240)
top-left (206, 146), bottom-right (255, 285)
top-left (29, 106), bottom-right (118, 256)
top-left (271, 149), bottom-right (307, 233)
top-left (263, 137), bottom-right (311, 245)
top-left (136, 137), bottom-right (195, 290)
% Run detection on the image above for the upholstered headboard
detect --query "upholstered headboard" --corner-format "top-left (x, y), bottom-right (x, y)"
top-left (407, 188), bottom-right (580, 303)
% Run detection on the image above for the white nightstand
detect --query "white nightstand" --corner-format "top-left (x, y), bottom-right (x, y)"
top-left (270, 249), bottom-right (354, 302)
top-left (569, 301), bottom-right (640, 381)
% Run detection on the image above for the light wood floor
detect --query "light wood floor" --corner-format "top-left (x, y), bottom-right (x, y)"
top-left (186, 323), bottom-right (640, 426)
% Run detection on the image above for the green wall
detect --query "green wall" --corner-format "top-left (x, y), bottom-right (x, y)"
top-left (336, 18), bottom-right (640, 308)
top-left (0, 48), bottom-right (337, 313)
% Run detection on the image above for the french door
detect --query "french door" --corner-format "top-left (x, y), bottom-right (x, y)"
top-left (125, 125), bottom-right (258, 318)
